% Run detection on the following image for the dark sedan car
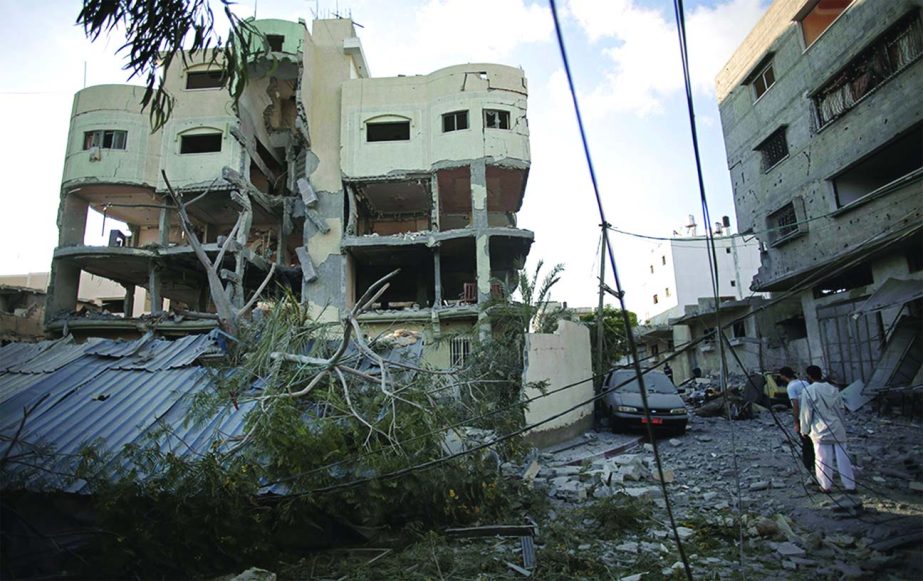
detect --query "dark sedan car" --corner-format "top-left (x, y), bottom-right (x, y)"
top-left (602, 369), bottom-right (688, 434)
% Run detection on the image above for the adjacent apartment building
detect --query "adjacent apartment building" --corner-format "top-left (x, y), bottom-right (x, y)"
top-left (716, 0), bottom-right (922, 386)
top-left (46, 17), bottom-right (532, 365)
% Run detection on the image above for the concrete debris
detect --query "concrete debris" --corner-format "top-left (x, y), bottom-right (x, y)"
top-left (772, 541), bottom-right (806, 557)
top-left (229, 568), bottom-right (277, 581)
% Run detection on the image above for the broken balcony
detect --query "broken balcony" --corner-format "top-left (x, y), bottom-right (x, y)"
top-left (350, 179), bottom-right (433, 236)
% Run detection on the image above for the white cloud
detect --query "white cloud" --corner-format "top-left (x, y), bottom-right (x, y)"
top-left (567, 0), bottom-right (765, 115)
top-left (359, 0), bottom-right (553, 76)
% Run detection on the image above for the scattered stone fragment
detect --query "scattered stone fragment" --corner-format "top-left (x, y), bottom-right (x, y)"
top-left (773, 541), bottom-right (806, 557)
top-left (230, 568), bottom-right (277, 581)
top-left (652, 469), bottom-right (675, 483)
top-left (749, 480), bottom-right (769, 491)
top-left (754, 518), bottom-right (779, 538)
top-left (782, 560), bottom-right (797, 571)
top-left (616, 541), bottom-right (639, 553)
top-left (702, 491), bottom-right (718, 502)
top-left (909, 481), bottom-right (923, 493)
top-left (578, 543), bottom-right (591, 551)
top-left (670, 438), bottom-right (682, 447)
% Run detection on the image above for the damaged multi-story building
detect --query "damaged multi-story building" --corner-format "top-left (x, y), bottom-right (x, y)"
top-left (716, 0), bottom-right (923, 387)
top-left (45, 17), bottom-right (532, 366)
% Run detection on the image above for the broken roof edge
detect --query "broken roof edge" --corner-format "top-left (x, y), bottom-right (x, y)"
top-left (342, 227), bottom-right (535, 249)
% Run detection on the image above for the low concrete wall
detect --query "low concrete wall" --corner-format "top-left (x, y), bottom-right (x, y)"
top-left (522, 320), bottom-right (594, 447)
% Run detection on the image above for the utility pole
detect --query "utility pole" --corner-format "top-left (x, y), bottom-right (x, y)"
top-left (595, 223), bottom-right (607, 388)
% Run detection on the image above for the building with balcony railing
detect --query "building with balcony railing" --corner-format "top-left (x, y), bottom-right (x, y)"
top-left (715, 0), bottom-right (922, 386)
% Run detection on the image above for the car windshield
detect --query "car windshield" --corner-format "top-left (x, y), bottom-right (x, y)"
top-left (609, 371), bottom-right (677, 394)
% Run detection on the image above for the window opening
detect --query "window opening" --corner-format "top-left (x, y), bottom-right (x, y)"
top-left (83, 130), bottom-right (127, 150)
top-left (665, 287), bottom-right (671, 297)
top-left (732, 321), bottom-right (746, 338)
top-left (730, 280), bottom-right (736, 287)
top-left (484, 109), bottom-right (510, 129)
top-left (832, 124), bottom-right (922, 207)
top-left (756, 127), bottom-right (788, 171)
top-left (726, 248), bottom-right (732, 254)
top-left (450, 336), bottom-right (472, 367)
top-left (649, 265), bottom-right (654, 273)
top-left (367, 121), bottom-right (410, 142)
top-left (800, 0), bottom-right (854, 47)
top-left (442, 110), bottom-right (469, 132)
top-left (769, 203), bottom-right (798, 241)
top-left (661, 256), bottom-right (666, 265)
top-left (185, 70), bottom-right (225, 89)
top-left (653, 294), bottom-right (659, 305)
top-left (266, 34), bottom-right (284, 52)
top-left (813, 12), bottom-right (923, 128)
top-left (752, 61), bottom-right (776, 100)
top-left (180, 133), bottom-right (222, 154)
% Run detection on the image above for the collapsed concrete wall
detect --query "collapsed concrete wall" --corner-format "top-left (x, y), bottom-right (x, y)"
top-left (522, 320), bottom-right (593, 447)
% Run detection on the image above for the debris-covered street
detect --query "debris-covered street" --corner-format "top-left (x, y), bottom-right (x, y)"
top-left (269, 407), bottom-right (923, 580)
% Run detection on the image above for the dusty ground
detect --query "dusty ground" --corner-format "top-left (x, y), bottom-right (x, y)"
top-left (270, 407), bottom-right (923, 580)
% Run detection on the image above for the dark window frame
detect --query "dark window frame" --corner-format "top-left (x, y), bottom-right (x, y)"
top-left (484, 109), bottom-right (511, 130)
top-left (180, 132), bottom-right (223, 154)
top-left (751, 61), bottom-right (776, 101)
top-left (266, 34), bottom-right (285, 52)
top-left (83, 129), bottom-right (127, 150)
top-left (442, 110), bottom-right (469, 133)
top-left (366, 121), bottom-right (411, 142)
top-left (755, 126), bottom-right (789, 172)
top-left (185, 70), bottom-right (226, 90)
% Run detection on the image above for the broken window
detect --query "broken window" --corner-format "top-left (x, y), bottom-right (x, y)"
top-left (812, 12), bottom-right (923, 128)
top-left (484, 109), bottom-right (510, 130)
top-left (180, 133), bottom-right (223, 154)
top-left (769, 202), bottom-right (799, 242)
top-left (799, 0), bottom-right (854, 48)
top-left (751, 61), bottom-right (776, 101)
top-left (813, 264), bottom-right (873, 297)
top-left (83, 130), bottom-right (127, 150)
top-left (442, 110), bottom-right (469, 132)
top-left (185, 70), bottom-right (225, 89)
top-left (266, 34), bottom-right (285, 52)
top-left (755, 127), bottom-right (788, 171)
top-left (450, 336), bottom-right (471, 367)
top-left (832, 124), bottom-right (922, 207)
top-left (367, 121), bottom-right (410, 142)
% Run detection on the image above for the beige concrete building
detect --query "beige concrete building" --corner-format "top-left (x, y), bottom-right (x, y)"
top-left (46, 17), bottom-right (532, 363)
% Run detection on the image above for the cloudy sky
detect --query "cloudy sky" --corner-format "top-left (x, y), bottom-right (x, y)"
top-left (0, 0), bottom-right (767, 314)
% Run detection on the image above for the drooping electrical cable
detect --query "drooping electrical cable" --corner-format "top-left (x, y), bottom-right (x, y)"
top-left (671, 0), bottom-right (745, 565)
top-left (546, 1), bottom-right (694, 577)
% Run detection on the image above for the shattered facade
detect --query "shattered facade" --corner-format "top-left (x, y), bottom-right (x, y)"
top-left (46, 17), bottom-right (531, 363)
top-left (716, 0), bottom-right (923, 385)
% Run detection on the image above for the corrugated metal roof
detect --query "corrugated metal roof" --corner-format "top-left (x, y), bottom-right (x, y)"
top-left (84, 332), bottom-right (155, 358)
top-left (0, 330), bottom-right (424, 494)
top-left (6, 337), bottom-right (103, 374)
top-left (112, 333), bottom-right (219, 371)
top-left (0, 340), bottom-right (57, 372)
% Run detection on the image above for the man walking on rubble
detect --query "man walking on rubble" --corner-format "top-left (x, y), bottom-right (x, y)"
top-left (800, 365), bottom-right (856, 493)
top-left (779, 366), bottom-right (814, 472)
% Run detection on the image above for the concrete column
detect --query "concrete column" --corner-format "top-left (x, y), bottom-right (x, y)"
top-left (148, 263), bottom-right (163, 314)
top-left (58, 194), bottom-right (89, 246)
top-left (123, 284), bottom-right (135, 318)
top-left (433, 247), bottom-right (443, 307)
top-left (470, 161), bottom-right (491, 305)
top-left (158, 201), bottom-right (171, 246)
top-left (431, 172), bottom-right (441, 231)
top-left (44, 259), bottom-right (81, 325)
top-left (800, 290), bottom-right (821, 367)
